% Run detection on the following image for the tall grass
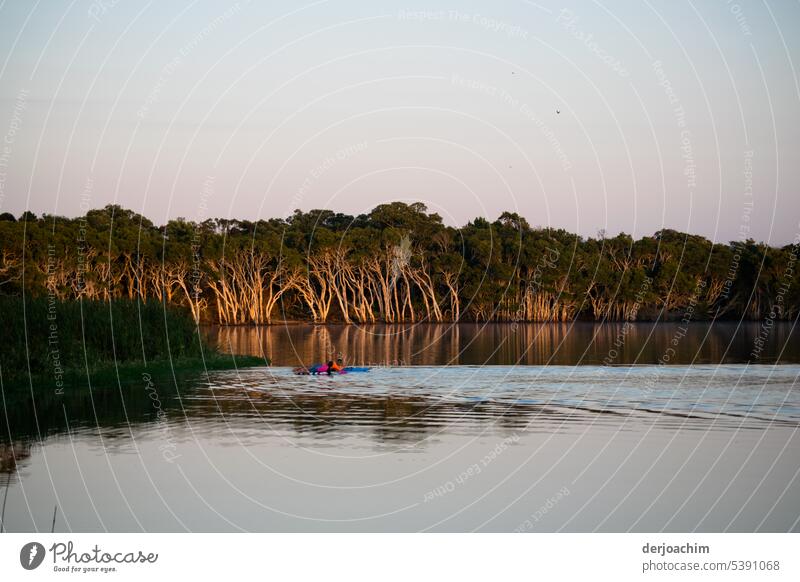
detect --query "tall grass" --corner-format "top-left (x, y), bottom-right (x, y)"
top-left (0, 297), bottom-right (210, 383)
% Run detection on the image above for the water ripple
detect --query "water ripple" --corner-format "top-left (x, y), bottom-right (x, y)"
top-left (175, 365), bottom-right (800, 440)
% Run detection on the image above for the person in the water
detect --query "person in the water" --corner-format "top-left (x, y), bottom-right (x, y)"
top-left (326, 359), bottom-right (342, 375)
top-left (294, 355), bottom-right (345, 375)
top-left (323, 357), bottom-right (346, 375)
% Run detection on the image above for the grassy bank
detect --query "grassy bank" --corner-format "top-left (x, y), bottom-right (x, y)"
top-left (0, 296), bottom-right (267, 388)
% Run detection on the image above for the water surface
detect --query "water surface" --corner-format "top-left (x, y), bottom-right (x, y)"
top-left (207, 321), bottom-right (800, 366)
top-left (2, 362), bottom-right (798, 532)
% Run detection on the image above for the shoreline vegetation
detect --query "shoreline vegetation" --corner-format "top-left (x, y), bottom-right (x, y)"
top-left (0, 202), bottom-right (797, 327)
top-left (0, 297), bottom-right (266, 389)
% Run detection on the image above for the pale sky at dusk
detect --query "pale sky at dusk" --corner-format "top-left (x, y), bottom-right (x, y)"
top-left (0, 0), bottom-right (798, 243)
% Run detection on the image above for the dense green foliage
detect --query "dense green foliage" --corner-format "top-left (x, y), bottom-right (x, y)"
top-left (0, 296), bottom-right (262, 385)
top-left (0, 203), bottom-right (797, 324)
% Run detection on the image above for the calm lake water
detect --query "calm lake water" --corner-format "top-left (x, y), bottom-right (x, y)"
top-left (207, 321), bottom-right (800, 366)
top-left (2, 323), bottom-right (799, 532)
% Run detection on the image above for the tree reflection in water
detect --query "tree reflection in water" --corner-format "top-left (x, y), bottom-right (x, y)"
top-left (208, 322), bottom-right (800, 366)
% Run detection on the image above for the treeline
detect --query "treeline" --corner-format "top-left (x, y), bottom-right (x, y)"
top-left (0, 203), bottom-right (797, 324)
